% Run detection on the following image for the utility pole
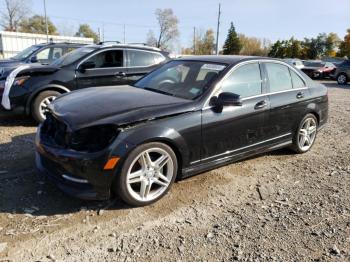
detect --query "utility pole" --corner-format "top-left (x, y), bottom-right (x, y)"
top-left (98, 27), bottom-right (101, 43)
top-left (215, 3), bottom-right (221, 55)
top-left (123, 24), bottom-right (126, 43)
top-left (43, 0), bottom-right (49, 42)
top-left (193, 27), bottom-right (196, 55)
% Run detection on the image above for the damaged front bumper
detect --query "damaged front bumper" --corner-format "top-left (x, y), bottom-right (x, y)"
top-left (35, 126), bottom-right (135, 201)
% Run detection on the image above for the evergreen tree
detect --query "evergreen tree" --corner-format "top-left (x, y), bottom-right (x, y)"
top-left (222, 22), bottom-right (242, 55)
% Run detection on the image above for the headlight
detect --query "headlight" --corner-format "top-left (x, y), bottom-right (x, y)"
top-left (13, 76), bottom-right (30, 87)
top-left (69, 125), bottom-right (119, 152)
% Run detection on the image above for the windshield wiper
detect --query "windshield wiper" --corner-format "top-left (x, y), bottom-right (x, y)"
top-left (143, 87), bottom-right (174, 97)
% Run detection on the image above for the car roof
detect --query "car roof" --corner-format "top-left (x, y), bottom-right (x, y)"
top-left (88, 43), bottom-right (167, 53)
top-left (174, 55), bottom-right (283, 65)
top-left (34, 42), bottom-right (86, 47)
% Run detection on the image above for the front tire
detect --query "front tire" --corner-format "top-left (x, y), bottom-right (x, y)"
top-left (291, 114), bottom-right (318, 154)
top-left (115, 142), bottom-right (178, 206)
top-left (337, 73), bottom-right (348, 85)
top-left (32, 90), bottom-right (60, 123)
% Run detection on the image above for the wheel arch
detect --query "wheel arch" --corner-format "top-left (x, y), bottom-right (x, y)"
top-left (115, 125), bottom-right (190, 179)
top-left (25, 84), bottom-right (70, 114)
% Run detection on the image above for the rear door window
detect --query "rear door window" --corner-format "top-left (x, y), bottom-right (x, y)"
top-left (220, 63), bottom-right (262, 98)
top-left (265, 63), bottom-right (293, 92)
top-left (128, 50), bottom-right (164, 67)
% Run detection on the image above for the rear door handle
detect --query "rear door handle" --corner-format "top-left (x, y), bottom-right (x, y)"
top-left (254, 100), bottom-right (268, 110)
top-left (296, 92), bottom-right (304, 99)
top-left (114, 72), bottom-right (126, 77)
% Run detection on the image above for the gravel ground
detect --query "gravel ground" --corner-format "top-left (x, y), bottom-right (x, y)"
top-left (0, 81), bottom-right (349, 261)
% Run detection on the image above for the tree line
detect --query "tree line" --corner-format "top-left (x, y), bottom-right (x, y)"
top-left (0, 0), bottom-right (349, 59)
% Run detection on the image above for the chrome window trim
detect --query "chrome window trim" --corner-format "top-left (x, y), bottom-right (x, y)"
top-left (76, 48), bottom-right (126, 71)
top-left (76, 48), bottom-right (165, 71)
top-left (203, 59), bottom-right (309, 108)
top-left (202, 87), bottom-right (308, 111)
top-left (190, 132), bottom-right (292, 164)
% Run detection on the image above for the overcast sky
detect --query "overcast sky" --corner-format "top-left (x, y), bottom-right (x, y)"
top-left (30, 0), bottom-right (350, 51)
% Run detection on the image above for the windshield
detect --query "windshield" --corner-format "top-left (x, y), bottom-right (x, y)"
top-left (52, 47), bottom-right (97, 66)
top-left (134, 60), bottom-right (227, 100)
top-left (11, 45), bottom-right (41, 60)
top-left (304, 61), bottom-right (325, 67)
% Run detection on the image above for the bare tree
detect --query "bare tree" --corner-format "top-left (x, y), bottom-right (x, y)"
top-left (0, 0), bottom-right (30, 31)
top-left (155, 8), bottom-right (179, 50)
top-left (146, 30), bottom-right (157, 47)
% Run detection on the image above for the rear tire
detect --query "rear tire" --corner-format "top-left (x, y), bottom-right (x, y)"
top-left (115, 142), bottom-right (178, 206)
top-left (291, 114), bottom-right (318, 154)
top-left (32, 90), bottom-right (60, 123)
top-left (337, 73), bottom-right (348, 85)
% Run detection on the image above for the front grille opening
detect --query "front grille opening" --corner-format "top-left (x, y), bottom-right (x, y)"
top-left (40, 113), bottom-right (118, 152)
top-left (41, 113), bottom-right (68, 148)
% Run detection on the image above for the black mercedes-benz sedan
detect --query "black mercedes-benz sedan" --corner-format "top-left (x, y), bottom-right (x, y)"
top-left (35, 56), bottom-right (328, 206)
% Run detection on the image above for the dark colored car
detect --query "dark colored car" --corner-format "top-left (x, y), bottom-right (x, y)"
top-left (0, 42), bottom-right (84, 76)
top-left (330, 59), bottom-right (350, 85)
top-left (35, 56), bottom-right (328, 206)
top-left (301, 61), bottom-right (336, 79)
top-left (0, 43), bottom-right (170, 122)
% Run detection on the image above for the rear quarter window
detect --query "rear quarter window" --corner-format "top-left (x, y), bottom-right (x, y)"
top-left (289, 69), bottom-right (305, 89)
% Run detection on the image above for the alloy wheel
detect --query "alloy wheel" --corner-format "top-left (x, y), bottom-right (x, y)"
top-left (337, 74), bottom-right (347, 84)
top-left (298, 117), bottom-right (317, 151)
top-left (126, 147), bottom-right (174, 202)
top-left (39, 96), bottom-right (56, 120)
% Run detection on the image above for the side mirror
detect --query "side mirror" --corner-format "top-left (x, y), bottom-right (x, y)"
top-left (293, 62), bottom-right (297, 66)
top-left (78, 61), bottom-right (96, 73)
top-left (210, 92), bottom-right (242, 108)
top-left (30, 56), bottom-right (38, 63)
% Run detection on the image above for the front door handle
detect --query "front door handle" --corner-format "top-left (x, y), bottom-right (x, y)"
top-left (296, 92), bottom-right (304, 99)
top-left (114, 72), bottom-right (126, 77)
top-left (254, 100), bottom-right (267, 110)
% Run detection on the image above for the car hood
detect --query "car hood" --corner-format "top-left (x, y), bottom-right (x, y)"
top-left (49, 85), bottom-right (196, 131)
top-left (0, 60), bottom-right (23, 76)
top-left (0, 59), bottom-right (22, 67)
top-left (0, 63), bottom-right (59, 79)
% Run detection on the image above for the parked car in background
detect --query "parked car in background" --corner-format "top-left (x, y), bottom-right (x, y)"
top-left (35, 56), bottom-right (328, 206)
top-left (301, 60), bottom-right (336, 79)
top-left (0, 42), bottom-right (85, 77)
top-left (284, 58), bottom-right (304, 69)
top-left (330, 59), bottom-right (350, 85)
top-left (0, 43), bottom-right (170, 122)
